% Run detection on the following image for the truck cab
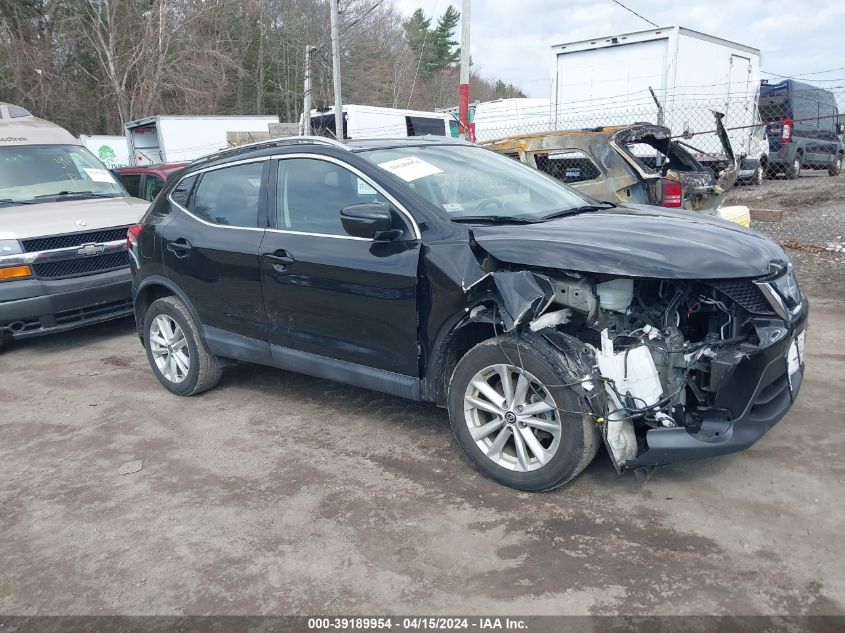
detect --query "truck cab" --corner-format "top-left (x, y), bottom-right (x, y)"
top-left (0, 103), bottom-right (149, 348)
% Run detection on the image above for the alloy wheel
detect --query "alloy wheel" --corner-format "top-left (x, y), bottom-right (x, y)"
top-left (463, 364), bottom-right (561, 472)
top-left (149, 314), bottom-right (190, 383)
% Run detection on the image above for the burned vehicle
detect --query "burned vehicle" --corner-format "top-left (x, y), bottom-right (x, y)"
top-left (483, 115), bottom-right (738, 216)
top-left (130, 136), bottom-right (805, 491)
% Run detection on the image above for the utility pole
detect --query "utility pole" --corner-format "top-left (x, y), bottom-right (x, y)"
top-left (459, 0), bottom-right (471, 140)
top-left (303, 45), bottom-right (315, 136)
top-left (329, 0), bottom-right (344, 140)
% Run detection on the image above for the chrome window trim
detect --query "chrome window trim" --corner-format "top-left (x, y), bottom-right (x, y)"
top-left (270, 152), bottom-right (422, 240)
top-left (167, 158), bottom-right (268, 232)
top-left (166, 152), bottom-right (422, 241)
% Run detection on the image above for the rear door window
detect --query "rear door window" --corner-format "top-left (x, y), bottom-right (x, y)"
top-left (191, 162), bottom-right (264, 228)
top-left (119, 174), bottom-right (141, 197)
top-left (144, 175), bottom-right (165, 201)
top-left (534, 150), bottom-right (601, 183)
top-left (406, 116), bottom-right (447, 136)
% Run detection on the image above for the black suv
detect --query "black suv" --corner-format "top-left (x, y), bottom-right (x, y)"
top-left (130, 136), bottom-right (807, 491)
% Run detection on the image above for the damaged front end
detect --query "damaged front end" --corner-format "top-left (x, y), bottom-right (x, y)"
top-left (459, 248), bottom-right (807, 473)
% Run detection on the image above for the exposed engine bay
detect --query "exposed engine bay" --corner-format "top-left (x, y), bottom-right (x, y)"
top-left (464, 264), bottom-right (801, 471)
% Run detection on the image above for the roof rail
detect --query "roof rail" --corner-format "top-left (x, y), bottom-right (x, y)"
top-left (192, 135), bottom-right (349, 165)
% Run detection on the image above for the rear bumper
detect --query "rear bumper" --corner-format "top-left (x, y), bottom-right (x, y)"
top-left (625, 310), bottom-right (808, 469)
top-left (0, 268), bottom-right (133, 339)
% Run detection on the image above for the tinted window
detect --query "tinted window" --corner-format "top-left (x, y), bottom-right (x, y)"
top-left (119, 174), bottom-right (141, 197)
top-left (170, 174), bottom-right (197, 207)
top-left (406, 116), bottom-right (446, 136)
top-left (277, 158), bottom-right (389, 236)
top-left (534, 150), bottom-right (601, 184)
top-left (192, 162), bottom-right (263, 227)
top-left (8, 105), bottom-right (31, 118)
top-left (144, 175), bottom-right (165, 201)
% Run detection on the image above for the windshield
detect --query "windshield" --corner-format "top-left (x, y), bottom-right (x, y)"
top-left (359, 144), bottom-right (593, 221)
top-left (0, 144), bottom-right (125, 206)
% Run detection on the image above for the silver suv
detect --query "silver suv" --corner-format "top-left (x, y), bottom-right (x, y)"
top-left (0, 103), bottom-right (148, 349)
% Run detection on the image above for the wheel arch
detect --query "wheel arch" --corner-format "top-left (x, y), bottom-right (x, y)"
top-left (134, 276), bottom-right (203, 343)
top-left (423, 308), bottom-right (499, 406)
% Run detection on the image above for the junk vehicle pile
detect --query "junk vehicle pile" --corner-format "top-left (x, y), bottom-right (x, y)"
top-left (128, 136), bottom-right (806, 490)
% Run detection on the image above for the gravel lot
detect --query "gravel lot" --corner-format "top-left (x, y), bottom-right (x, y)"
top-left (2, 173), bottom-right (844, 617)
top-left (728, 169), bottom-right (845, 298)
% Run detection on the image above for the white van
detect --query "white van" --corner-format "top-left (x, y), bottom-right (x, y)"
top-left (308, 105), bottom-right (455, 139)
top-left (0, 103), bottom-right (148, 349)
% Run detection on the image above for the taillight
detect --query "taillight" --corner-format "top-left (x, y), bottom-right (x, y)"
top-left (127, 224), bottom-right (144, 250)
top-left (782, 118), bottom-right (793, 143)
top-left (660, 179), bottom-right (683, 207)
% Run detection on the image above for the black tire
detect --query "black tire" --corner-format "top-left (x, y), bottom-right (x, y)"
top-left (785, 154), bottom-right (802, 179)
top-left (830, 156), bottom-right (842, 177)
top-left (447, 336), bottom-right (600, 491)
top-left (0, 332), bottom-right (8, 353)
top-left (143, 296), bottom-right (222, 396)
top-left (752, 160), bottom-right (765, 185)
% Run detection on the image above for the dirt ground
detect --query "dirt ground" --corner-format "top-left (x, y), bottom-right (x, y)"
top-left (1, 300), bottom-right (844, 616)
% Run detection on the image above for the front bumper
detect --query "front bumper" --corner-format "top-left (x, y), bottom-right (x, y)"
top-left (0, 268), bottom-right (133, 339)
top-left (625, 306), bottom-right (808, 469)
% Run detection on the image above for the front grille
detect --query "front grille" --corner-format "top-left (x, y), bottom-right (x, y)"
top-left (710, 280), bottom-right (775, 315)
top-left (32, 251), bottom-right (130, 279)
top-left (21, 227), bottom-right (129, 253)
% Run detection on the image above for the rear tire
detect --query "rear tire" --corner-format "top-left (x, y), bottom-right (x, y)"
top-left (830, 156), bottom-right (842, 176)
top-left (785, 154), bottom-right (802, 179)
top-left (143, 296), bottom-right (222, 396)
top-left (447, 336), bottom-right (600, 491)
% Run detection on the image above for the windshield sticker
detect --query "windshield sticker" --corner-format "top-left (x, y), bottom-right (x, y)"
top-left (443, 202), bottom-right (464, 212)
top-left (378, 156), bottom-right (442, 182)
top-left (357, 179), bottom-right (377, 195)
top-left (84, 167), bottom-right (114, 183)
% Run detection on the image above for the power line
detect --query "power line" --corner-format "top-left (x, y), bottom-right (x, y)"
top-left (762, 66), bottom-right (845, 80)
top-left (609, 0), bottom-right (658, 28)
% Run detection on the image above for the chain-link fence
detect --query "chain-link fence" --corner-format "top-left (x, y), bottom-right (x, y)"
top-left (470, 80), bottom-right (845, 203)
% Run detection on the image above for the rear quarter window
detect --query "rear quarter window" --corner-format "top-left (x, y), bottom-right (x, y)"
top-left (170, 174), bottom-right (197, 207)
top-left (534, 150), bottom-right (601, 184)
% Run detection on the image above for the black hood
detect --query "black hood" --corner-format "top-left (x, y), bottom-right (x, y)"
top-left (471, 205), bottom-right (788, 279)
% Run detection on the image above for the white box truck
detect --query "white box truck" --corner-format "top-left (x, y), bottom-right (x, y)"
top-left (78, 134), bottom-right (130, 169)
top-left (125, 115), bottom-right (279, 165)
top-left (308, 105), bottom-right (455, 139)
top-left (551, 26), bottom-right (762, 175)
top-left (473, 98), bottom-right (551, 142)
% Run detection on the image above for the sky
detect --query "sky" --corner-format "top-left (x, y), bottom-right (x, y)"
top-left (390, 0), bottom-right (845, 99)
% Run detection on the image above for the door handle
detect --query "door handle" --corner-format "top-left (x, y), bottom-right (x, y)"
top-left (167, 238), bottom-right (192, 257)
top-left (263, 249), bottom-right (295, 272)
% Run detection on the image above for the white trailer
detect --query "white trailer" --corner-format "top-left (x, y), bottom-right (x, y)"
top-left (473, 98), bottom-right (551, 142)
top-left (550, 26), bottom-right (761, 169)
top-left (78, 135), bottom-right (130, 169)
top-left (125, 115), bottom-right (279, 165)
top-left (308, 105), bottom-right (455, 139)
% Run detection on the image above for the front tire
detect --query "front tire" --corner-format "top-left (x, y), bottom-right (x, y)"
top-left (752, 160), bottom-right (765, 185)
top-left (447, 337), bottom-right (600, 491)
top-left (830, 156), bottom-right (842, 176)
top-left (143, 296), bottom-right (222, 396)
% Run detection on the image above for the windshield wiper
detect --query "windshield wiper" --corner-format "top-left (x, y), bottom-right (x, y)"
top-left (451, 215), bottom-right (540, 224)
top-left (539, 203), bottom-right (616, 221)
top-left (33, 191), bottom-right (118, 200)
top-left (0, 198), bottom-right (37, 205)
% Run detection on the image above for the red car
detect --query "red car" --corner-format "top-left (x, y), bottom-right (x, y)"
top-left (114, 163), bottom-right (188, 202)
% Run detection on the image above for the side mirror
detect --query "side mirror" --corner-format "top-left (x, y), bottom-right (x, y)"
top-left (340, 202), bottom-right (394, 239)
